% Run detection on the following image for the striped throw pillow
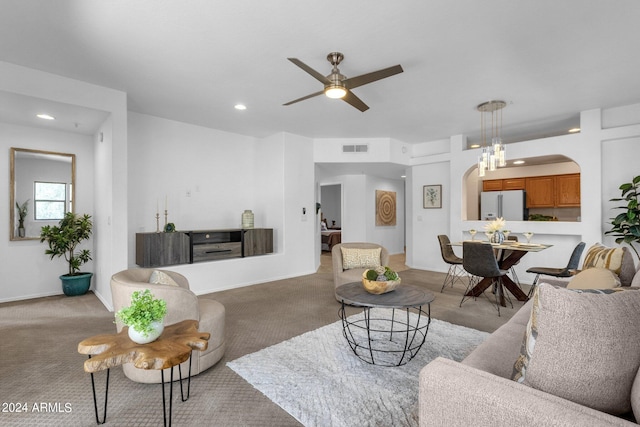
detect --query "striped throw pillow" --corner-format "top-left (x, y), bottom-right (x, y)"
top-left (582, 244), bottom-right (624, 274)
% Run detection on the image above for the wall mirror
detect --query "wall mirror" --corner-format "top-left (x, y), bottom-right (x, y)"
top-left (10, 147), bottom-right (75, 241)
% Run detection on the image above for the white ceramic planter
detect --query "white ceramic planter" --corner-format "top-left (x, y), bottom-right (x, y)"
top-left (128, 320), bottom-right (165, 344)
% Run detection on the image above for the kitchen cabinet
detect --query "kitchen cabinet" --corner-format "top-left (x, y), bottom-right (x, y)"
top-left (482, 179), bottom-right (503, 191)
top-left (555, 173), bottom-right (581, 207)
top-left (484, 174), bottom-right (581, 209)
top-left (526, 176), bottom-right (555, 208)
top-left (525, 174), bottom-right (581, 208)
top-left (503, 178), bottom-right (526, 191)
top-left (483, 178), bottom-right (525, 192)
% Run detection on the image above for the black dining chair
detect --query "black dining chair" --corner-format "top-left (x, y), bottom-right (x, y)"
top-left (437, 235), bottom-right (466, 292)
top-left (461, 241), bottom-right (511, 316)
top-left (503, 235), bottom-right (522, 288)
top-left (525, 241), bottom-right (586, 298)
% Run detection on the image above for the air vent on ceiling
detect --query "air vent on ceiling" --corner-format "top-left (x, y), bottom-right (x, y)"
top-left (342, 144), bottom-right (368, 153)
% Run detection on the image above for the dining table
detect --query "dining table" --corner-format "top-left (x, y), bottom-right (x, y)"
top-left (451, 240), bottom-right (553, 306)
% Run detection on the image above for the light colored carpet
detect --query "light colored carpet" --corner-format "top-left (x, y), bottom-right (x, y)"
top-left (228, 309), bottom-right (489, 427)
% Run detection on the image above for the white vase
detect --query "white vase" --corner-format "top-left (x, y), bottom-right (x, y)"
top-left (128, 320), bottom-right (164, 344)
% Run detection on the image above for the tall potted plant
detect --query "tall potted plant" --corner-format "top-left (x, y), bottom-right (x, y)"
top-left (15, 199), bottom-right (29, 238)
top-left (40, 212), bottom-right (93, 296)
top-left (606, 175), bottom-right (640, 259)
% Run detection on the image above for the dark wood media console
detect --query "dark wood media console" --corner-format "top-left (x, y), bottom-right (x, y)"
top-left (136, 228), bottom-right (273, 267)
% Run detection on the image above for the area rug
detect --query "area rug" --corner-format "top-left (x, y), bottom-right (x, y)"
top-left (227, 309), bottom-right (489, 427)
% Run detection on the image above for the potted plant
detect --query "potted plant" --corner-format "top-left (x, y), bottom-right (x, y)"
top-left (15, 199), bottom-right (28, 238)
top-left (606, 175), bottom-right (640, 259)
top-left (115, 289), bottom-right (167, 344)
top-left (40, 212), bottom-right (93, 296)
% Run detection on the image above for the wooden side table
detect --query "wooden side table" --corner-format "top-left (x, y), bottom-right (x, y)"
top-left (78, 319), bottom-right (209, 426)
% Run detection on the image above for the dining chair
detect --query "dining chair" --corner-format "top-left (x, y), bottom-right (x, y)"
top-left (437, 235), bottom-right (466, 292)
top-left (504, 235), bottom-right (521, 288)
top-left (525, 241), bottom-right (586, 298)
top-left (461, 241), bottom-right (511, 316)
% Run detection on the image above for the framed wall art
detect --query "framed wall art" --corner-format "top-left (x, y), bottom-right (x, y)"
top-left (423, 185), bottom-right (442, 209)
top-left (375, 190), bottom-right (396, 226)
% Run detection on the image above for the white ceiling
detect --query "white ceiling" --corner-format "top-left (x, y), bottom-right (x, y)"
top-left (0, 1), bottom-right (639, 146)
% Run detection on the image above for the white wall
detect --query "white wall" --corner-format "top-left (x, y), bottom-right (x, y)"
top-left (0, 60), bottom-right (128, 306)
top-left (1, 123), bottom-right (95, 301)
top-left (126, 115), bottom-right (317, 299)
top-left (316, 170), bottom-right (406, 255)
top-left (366, 175), bottom-right (405, 254)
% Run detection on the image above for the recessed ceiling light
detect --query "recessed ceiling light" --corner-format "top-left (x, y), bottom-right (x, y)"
top-left (36, 114), bottom-right (55, 120)
top-left (469, 144), bottom-right (480, 148)
top-left (234, 104), bottom-right (247, 110)
top-left (513, 160), bottom-right (525, 165)
top-left (568, 127), bottom-right (580, 133)
top-left (401, 175), bottom-right (406, 179)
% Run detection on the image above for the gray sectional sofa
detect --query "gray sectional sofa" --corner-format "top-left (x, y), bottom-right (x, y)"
top-left (419, 277), bottom-right (640, 426)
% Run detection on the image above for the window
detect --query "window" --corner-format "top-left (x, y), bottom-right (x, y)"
top-left (34, 182), bottom-right (67, 220)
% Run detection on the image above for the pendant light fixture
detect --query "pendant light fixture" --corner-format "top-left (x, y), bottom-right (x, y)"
top-left (477, 100), bottom-right (507, 176)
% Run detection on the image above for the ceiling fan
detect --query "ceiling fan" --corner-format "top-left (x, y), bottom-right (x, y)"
top-left (283, 52), bottom-right (403, 112)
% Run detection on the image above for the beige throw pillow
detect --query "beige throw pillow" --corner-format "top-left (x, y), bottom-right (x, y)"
top-left (340, 247), bottom-right (382, 270)
top-left (566, 268), bottom-right (620, 289)
top-left (512, 283), bottom-right (640, 415)
top-left (149, 270), bottom-right (179, 286)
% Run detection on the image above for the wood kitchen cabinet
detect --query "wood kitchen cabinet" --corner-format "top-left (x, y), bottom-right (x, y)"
top-left (482, 179), bottom-right (503, 191)
top-left (555, 173), bottom-right (581, 207)
top-left (525, 173), bottom-right (581, 208)
top-left (525, 176), bottom-right (555, 208)
top-left (503, 178), bottom-right (525, 190)
top-left (482, 178), bottom-right (525, 192)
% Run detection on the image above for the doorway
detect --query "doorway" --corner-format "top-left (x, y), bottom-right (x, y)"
top-left (320, 184), bottom-right (342, 230)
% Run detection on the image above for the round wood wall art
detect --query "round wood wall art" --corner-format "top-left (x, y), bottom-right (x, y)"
top-left (376, 190), bottom-right (396, 226)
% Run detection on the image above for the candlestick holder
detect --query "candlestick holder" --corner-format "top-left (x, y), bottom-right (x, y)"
top-left (156, 213), bottom-right (160, 233)
top-left (164, 210), bottom-right (168, 229)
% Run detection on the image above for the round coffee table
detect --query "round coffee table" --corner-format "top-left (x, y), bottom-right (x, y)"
top-left (335, 282), bottom-right (435, 366)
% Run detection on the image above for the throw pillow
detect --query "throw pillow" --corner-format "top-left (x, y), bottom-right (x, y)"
top-left (512, 283), bottom-right (640, 415)
top-left (619, 247), bottom-right (636, 286)
top-left (149, 270), bottom-right (179, 286)
top-left (566, 267), bottom-right (620, 289)
top-left (582, 243), bottom-right (624, 275)
top-left (340, 247), bottom-right (382, 270)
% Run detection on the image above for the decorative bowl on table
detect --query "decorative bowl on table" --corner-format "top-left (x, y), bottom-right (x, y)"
top-left (362, 266), bottom-right (401, 294)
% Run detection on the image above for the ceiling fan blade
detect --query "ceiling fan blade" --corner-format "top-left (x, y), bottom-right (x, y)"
top-left (344, 64), bottom-right (403, 90)
top-left (342, 90), bottom-right (369, 112)
top-left (283, 90), bottom-right (325, 106)
top-left (287, 58), bottom-right (331, 84)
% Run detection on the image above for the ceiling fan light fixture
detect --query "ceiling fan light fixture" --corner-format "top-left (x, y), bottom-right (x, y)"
top-left (325, 85), bottom-right (347, 99)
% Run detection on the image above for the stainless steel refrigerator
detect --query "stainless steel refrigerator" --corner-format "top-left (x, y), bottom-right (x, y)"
top-left (480, 190), bottom-right (526, 221)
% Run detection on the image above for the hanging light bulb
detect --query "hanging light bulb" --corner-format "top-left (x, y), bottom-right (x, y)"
top-left (478, 156), bottom-right (486, 177)
top-left (476, 100), bottom-right (507, 176)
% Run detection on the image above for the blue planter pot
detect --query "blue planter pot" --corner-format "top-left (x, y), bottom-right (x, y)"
top-left (60, 272), bottom-right (93, 296)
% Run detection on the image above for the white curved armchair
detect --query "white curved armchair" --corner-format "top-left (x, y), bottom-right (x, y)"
top-left (110, 268), bottom-right (225, 383)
